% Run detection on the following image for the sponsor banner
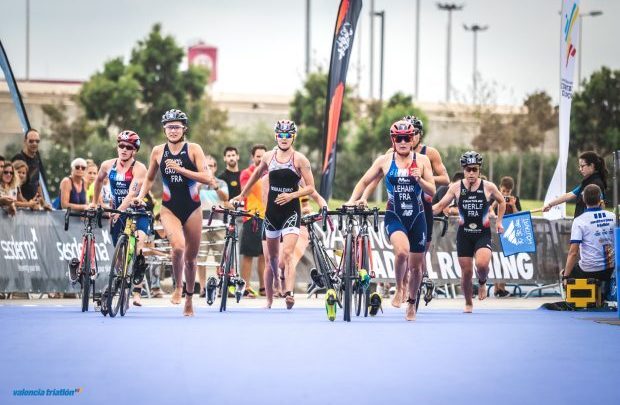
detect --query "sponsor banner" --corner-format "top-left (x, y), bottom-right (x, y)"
top-left (500, 211), bottom-right (537, 257)
top-left (319, 0), bottom-right (362, 201)
top-left (298, 216), bottom-right (571, 284)
top-left (0, 211), bottom-right (114, 293)
top-left (1, 212), bottom-right (572, 292)
top-left (544, 0), bottom-right (580, 220)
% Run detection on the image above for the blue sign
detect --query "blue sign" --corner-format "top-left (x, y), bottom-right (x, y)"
top-left (500, 211), bottom-right (537, 257)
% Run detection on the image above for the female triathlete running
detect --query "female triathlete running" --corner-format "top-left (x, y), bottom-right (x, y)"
top-left (346, 120), bottom-right (435, 321)
top-left (135, 109), bottom-right (213, 316)
top-left (432, 151), bottom-right (505, 313)
top-left (232, 120), bottom-right (316, 310)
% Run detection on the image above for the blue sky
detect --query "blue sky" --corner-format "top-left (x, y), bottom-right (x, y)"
top-left (1, 0), bottom-right (619, 105)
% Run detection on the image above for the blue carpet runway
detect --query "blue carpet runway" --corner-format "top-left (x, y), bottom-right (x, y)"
top-left (1, 305), bottom-right (619, 405)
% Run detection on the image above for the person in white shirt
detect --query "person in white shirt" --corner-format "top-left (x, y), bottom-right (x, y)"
top-left (562, 184), bottom-right (615, 286)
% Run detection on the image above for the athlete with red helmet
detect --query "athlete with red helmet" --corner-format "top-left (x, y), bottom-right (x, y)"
top-left (346, 120), bottom-right (435, 321)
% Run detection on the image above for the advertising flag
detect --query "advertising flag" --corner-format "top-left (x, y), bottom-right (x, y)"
top-left (544, 0), bottom-right (580, 219)
top-left (319, 0), bottom-right (362, 201)
top-left (500, 211), bottom-right (537, 257)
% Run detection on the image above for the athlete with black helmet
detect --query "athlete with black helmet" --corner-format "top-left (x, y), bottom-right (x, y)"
top-left (92, 130), bottom-right (150, 306)
top-left (231, 119), bottom-right (316, 310)
top-left (134, 109), bottom-right (213, 317)
top-left (346, 120), bottom-right (435, 321)
top-left (432, 151), bottom-right (506, 313)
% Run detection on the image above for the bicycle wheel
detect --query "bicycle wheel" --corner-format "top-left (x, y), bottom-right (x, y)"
top-left (219, 240), bottom-right (232, 312)
top-left (120, 251), bottom-right (135, 317)
top-left (354, 281), bottom-right (362, 317)
top-left (343, 233), bottom-right (353, 322)
top-left (107, 236), bottom-right (127, 318)
top-left (359, 236), bottom-right (371, 318)
top-left (119, 276), bottom-right (130, 317)
top-left (80, 237), bottom-right (92, 312)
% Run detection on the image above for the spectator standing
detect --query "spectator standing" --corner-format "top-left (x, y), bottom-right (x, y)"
top-left (490, 176), bottom-right (522, 297)
top-left (239, 144), bottom-right (267, 297)
top-left (85, 160), bottom-right (99, 204)
top-left (59, 158), bottom-right (88, 211)
top-left (219, 146), bottom-right (241, 199)
top-left (544, 151), bottom-right (608, 218)
top-left (12, 129), bottom-right (50, 209)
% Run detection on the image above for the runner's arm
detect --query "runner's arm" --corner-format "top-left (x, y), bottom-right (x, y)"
top-left (428, 147), bottom-right (450, 186)
top-left (416, 155), bottom-right (435, 196)
top-left (136, 147), bottom-right (160, 201)
top-left (118, 164), bottom-right (147, 212)
top-left (92, 161), bottom-right (109, 207)
top-left (347, 156), bottom-right (386, 204)
top-left (234, 158), bottom-right (268, 202)
top-left (432, 182), bottom-right (458, 215)
top-left (488, 183), bottom-right (506, 233)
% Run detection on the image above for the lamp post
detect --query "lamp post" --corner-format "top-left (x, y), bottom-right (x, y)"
top-left (369, 0), bottom-right (375, 98)
top-left (414, 0), bottom-right (420, 99)
top-left (26, 0), bottom-right (30, 80)
top-left (374, 11), bottom-right (385, 101)
top-left (305, 0), bottom-right (311, 75)
top-left (463, 24), bottom-right (488, 104)
top-left (578, 10), bottom-right (603, 90)
top-left (437, 3), bottom-right (464, 103)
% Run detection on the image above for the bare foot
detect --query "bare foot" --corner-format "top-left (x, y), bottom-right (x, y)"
top-left (285, 295), bottom-right (295, 310)
top-left (405, 302), bottom-right (416, 321)
top-left (170, 288), bottom-right (182, 305)
top-left (402, 290), bottom-right (409, 304)
top-left (464, 304), bottom-right (473, 313)
top-left (264, 297), bottom-right (273, 309)
top-left (183, 296), bottom-right (194, 317)
top-left (391, 289), bottom-right (402, 308)
top-left (132, 292), bottom-right (142, 307)
top-left (478, 285), bottom-right (487, 301)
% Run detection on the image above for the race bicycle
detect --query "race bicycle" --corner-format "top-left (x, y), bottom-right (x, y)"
top-left (304, 212), bottom-right (342, 306)
top-left (413, 216), bottom-right (449, 311)
top-left (64, 207), bottom-right (103, 312)
top-left (322, 206), bottom-right (385, 322)
top-left (205, 204), bottom-right (260, 312)
top-left (102, 207), bottom-right (152, 318)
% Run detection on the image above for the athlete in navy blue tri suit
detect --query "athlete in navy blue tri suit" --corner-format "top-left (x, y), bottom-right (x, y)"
top-left (92, 130), bottom-right (149, 306)
top-left (433, 151), bottom-right (506, 313)
top-left (232, 120), bottom-right (316, 310)
top-left (347, 120), bottom-right (435, 321)
top-left (135, 109), bottom-right (213, 317)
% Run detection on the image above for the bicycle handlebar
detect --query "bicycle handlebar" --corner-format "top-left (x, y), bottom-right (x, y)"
top-left (321, 205), bottom-right (386, 232)
top-left (100, 207), bottom-right (154, 230)
top-left (208, 205), bottom-right (258, 226)
top-left (64, 208), bottom-right (103, 231)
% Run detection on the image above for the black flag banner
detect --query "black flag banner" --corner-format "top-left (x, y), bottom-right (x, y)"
top-left (0, 40), bottom-right (31, 132)
top-left (319, 0), bottom-right (362, 201)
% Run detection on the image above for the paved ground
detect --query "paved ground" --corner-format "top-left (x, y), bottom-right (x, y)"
top-left (1, 295), bottom-right (619, 405)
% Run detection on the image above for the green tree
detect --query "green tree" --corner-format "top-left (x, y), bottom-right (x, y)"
top-left (570, 66), bottom-right (620, 157)
top-left (78, 24), bottom-right (210, 147)
top-left (289, 70), bottom-right (355, 169)
top-left (472, 110), bottom-right (512, 182)
top-left (522, 91), bottom-right (558, 199)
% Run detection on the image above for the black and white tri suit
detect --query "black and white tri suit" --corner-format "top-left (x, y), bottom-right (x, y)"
top-left (264, 152), bottom-right (301, 239)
